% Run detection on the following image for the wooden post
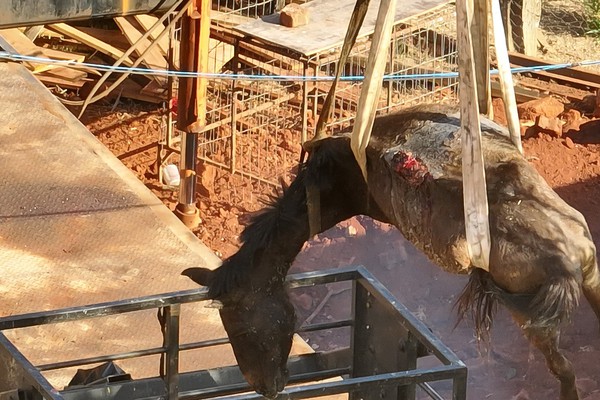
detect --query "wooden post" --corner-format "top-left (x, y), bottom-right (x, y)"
top-left (472, 0), bottom-right (491, 115)
top-left (175, 0), bottom-right (211, 228)
top-left (500, 0), bottom-right (541, 55)
top-left (491, 0), bottom-right (523, 154)
top-left (456, 0), bottom-right (491, 271)
top-left (350, 0), bottom-right (397, 181)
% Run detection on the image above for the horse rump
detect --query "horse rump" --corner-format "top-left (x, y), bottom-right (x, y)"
top-left (456, 268), bottom-right (581, 340)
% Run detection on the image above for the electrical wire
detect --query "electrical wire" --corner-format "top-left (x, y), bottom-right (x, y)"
top-left (2, 50), bottom-right (600, 83)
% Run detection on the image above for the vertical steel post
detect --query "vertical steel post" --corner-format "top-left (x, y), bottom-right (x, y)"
top-left (165, 305), bottom-right (181, 400)
top-left (175, 0), bottom-right (211, 228)
top-left (301, 60), bottom-right (309, 145)
top-left (350, 280), bottom-right (416, 400)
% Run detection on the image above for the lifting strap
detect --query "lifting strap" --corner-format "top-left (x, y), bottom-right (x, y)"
top-left (304, 0), bottom-right (371, 237)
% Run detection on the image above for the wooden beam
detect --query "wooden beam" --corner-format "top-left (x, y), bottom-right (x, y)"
top-left (350, 0), bottom-right (397, 180)
top-left (177, 0), bottom-right (212, 131)
top-left (133, 15), bottom-right (171, 56)
top-left (456, 0), bottom-right (491, 271)
top-left (49, 23), bottom-right (135, 66)
top-left (508, 51), bottom-right (600, 84)
top-left (503, 0), bottom-right (541, 55)
top-left (472, 0), bottom-right (490, 115)
top-left (114, 16), bottom-right (168, 81)
top-left (491, 0), bottom-right (522, 153)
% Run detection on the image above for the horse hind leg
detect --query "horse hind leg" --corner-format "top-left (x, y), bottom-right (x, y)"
top-left (523, 324), bottom-right (579, 400)
top-left (581, 254), bottom-right (600, 331)
top-left (507, 278), bottom-right (581, 400)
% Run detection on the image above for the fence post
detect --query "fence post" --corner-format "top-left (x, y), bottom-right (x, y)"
top-left (165, 304), bottom-right (181, 400)
top-left (501, 0), bottom-right (542, 54)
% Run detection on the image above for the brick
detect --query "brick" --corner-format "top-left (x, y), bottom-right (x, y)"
top-left (280, 3), bottom-right (309, 28)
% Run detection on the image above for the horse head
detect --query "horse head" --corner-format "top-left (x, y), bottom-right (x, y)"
top-left (182, 267), bottom-right (296, 399)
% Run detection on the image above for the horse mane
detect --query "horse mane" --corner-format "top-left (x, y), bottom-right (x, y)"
top-left (205, 164), bottom-right (310, 299)
top-left (205, 137), bottom-right (352, 299)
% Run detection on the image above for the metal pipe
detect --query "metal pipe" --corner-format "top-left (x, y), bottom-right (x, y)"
top-left (165, 305), bottom-right (181, 400)
top-left (0, 0), bottom-right (181, 29)
top-left (178, 131), bottom-right (198, 208)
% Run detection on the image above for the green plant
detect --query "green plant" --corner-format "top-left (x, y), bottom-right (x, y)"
top-left (585, 0), bottom-right (600, 35)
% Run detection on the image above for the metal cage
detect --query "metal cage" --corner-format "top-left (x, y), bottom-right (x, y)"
top-left (191, 1), bottom-right (458, 206)
top-left (0, 266), bottom-right (466, 400)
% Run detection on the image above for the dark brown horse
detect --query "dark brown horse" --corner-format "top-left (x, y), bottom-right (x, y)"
top-left (184, 104), bottom-right (600, 399)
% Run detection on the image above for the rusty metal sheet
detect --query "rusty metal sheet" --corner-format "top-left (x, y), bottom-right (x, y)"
top-left (0, 0), bottom-right (180, 29)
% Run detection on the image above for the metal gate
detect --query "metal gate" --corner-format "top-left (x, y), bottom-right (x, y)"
top-left (0, 266), bottom-right (467, 400)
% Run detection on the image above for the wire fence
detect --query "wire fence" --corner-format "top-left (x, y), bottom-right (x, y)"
top-left (503, 0), bottom-right (595, 54)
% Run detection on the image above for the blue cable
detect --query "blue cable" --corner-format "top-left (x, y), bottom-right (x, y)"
top-left (1, 51), bottom-right (599, 82)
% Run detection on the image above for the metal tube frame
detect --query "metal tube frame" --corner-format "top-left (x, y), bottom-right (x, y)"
top-left (0, 266), bottom-right (467, 400)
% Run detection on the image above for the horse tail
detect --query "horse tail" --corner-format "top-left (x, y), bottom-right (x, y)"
top-left (525, 275), bottom-right (580, 330)
top-left (456, 268), bottom-right (581, 339)
top-left (455, 268), bottom-right (500, 341)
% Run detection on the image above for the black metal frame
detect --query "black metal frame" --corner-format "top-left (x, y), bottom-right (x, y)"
top-left (0, 266), bottom-right (467, 400)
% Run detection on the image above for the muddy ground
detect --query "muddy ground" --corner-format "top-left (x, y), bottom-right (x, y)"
top-left (79, 94), bottom-right (600, 400)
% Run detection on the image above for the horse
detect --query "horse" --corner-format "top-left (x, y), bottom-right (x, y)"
top-left (183, 103), bottom-right (600, 400)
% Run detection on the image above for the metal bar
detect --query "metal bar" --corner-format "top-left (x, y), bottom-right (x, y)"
top-left (213, 365), bottom-right (465, 399)
top-left (0, 288), bottom-right (208, 331)
top-left (297, 319), bottom-right (352, 333)
top-left (0, 333), bottom-right (63, 399)
top-left (38, 337), bottom-right (231, 372)
top-left (165, 305), bottom-right (181, 400)
top-left (286, 266), bottom-right (362, 289)
top-left (178, 131), bottom-right (198, 207)
top-left (452, 374), bottom-right (468, 400)
top-left (355, 269), bottom-right (465, 366)
top-left (301, 60), bottom-right (309, 144)
top-left (417, 382), bottom-right (445, 400)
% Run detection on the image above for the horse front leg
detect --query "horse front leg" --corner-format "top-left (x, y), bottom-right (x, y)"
top-left (522, 324), bottom-right (579, 400)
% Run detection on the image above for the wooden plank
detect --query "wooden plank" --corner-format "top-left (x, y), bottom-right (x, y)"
top-left (0, 28), bottom-right (85, 65)
top-left (514, 63), bottom-right (600, 91)
top-left (491, 0), bottom-right (522, 153)
top-left (75, 26), bottom-right (132, 51)
top-left (350, 0), bottom-right (397, 180)
top-left (40, 66), bottom-right (87, 82)
top-left (512, 78), bottom-right (588, 102)
top-left (472, 0), bottom-right (490, 115)
top-left (116, 79), bottom-right (165, 104)
top-left (49, 23), bottom-right (135, 67)
top-left (234, 0), bottom-right (449, 57)
top-left (114, 16), bottom-right (168, 74)
top-left (133, 15), bottom-right (171, 56)
top-left (521, 0), bottom-right (542, 55)
top-left (196, 0), bottom-right (212, 130)
top-left (508, 51), bottom-right (600, 85)
top-left (36, 74), bottom-right (89, 89)
top-left (490, 79), bottom-right (541, 102)
top-left (456, 0), bottom-right (491, 271)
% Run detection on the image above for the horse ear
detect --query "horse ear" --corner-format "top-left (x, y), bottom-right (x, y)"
top-left (182, 267), bottom-right (214, 286)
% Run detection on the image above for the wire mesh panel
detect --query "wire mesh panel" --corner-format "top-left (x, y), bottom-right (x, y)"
top-left (196, 1), bottom-right (459, 201)
top-left (306, 3), bottom-right (459, 136)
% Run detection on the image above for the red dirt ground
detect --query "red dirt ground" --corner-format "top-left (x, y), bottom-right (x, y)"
top-left (81, 96), bottom-right (600, 399)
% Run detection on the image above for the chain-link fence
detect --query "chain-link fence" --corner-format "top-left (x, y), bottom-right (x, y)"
top-left (502, 0), bottom-right (594, 54)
